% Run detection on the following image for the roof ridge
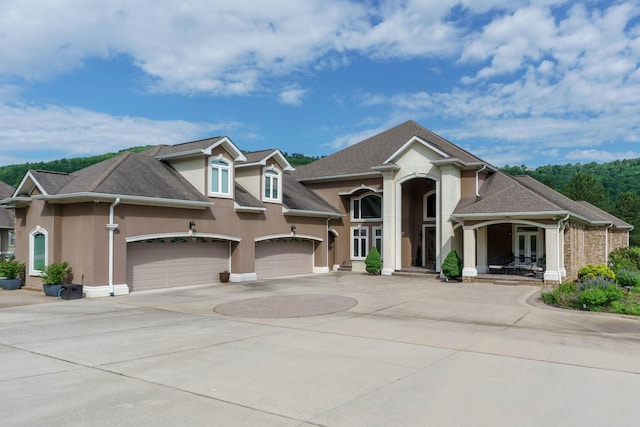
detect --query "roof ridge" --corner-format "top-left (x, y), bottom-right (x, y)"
top-left (85, 152), bottom-right (133, 192)
top-left (486, 171), bottom-right (563, 209)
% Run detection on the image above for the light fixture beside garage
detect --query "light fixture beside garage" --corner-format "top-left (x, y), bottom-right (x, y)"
top-left (290, 225), bottom-right (296, 236)
top-left (189, 220), bottom-right (196, 233)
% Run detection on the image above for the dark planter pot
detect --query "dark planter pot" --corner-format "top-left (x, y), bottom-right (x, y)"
top-left (0, 278), bottom-right (22, 290)
top-left (219, 272), bottom-right (230, 283)
top-left (43, 284), bottom-right (64, 297)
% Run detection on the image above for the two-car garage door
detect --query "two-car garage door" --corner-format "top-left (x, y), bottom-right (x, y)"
top-left (127, 240), bottom-right (229, 291)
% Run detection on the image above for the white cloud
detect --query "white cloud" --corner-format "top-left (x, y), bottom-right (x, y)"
top-left (0, 103), bottom-right (229, 162)
top-left (565, 149), bottom-right (640, 163)
top-left (278, 88), bottom-right (307, 106)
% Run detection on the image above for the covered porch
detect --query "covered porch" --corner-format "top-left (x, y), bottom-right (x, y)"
top-left (454, 218), bottom-right (567, 285)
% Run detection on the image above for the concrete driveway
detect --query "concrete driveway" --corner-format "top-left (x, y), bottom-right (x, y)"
top-left (1, 273), bottom-right (639, 426)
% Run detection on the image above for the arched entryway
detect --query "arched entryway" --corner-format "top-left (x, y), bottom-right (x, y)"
top-left (400, 177), bottom-right (437, 270)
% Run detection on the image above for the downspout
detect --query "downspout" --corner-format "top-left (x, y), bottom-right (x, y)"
top-left (107, 198), bottom-right (120, 296)
top-left (605, 223), bottom-right (613, 265)
top-left (476, 165), bottom-right (487, 197)
top-left (556, 214), bottom-right (570, 284)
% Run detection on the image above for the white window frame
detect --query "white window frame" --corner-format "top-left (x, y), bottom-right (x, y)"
top-left (351, 226), bottom-right (369, 260)
top-left (373, 226), bottom-right (383, 258)
top-left (208, 155), bottom-right (233, 198)
top-left (351, 193), bottom-right (382, 222)
top-left (423, 190), bottom-right (436, 221)
top-left (29, 226), bottom-right (48, 276)
top-left (262, 167), bottom-right (282, 203)
top-left (8, 230), bottom-right (15, 247)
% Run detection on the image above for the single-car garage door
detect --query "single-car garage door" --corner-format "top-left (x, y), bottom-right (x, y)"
top-left (127, 239), bottom-right (229, 291)
top-left (255, 240), bottom-right (314, 279)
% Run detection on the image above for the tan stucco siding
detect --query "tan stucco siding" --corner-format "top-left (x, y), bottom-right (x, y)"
top-left (171, 157), bottom-right (206, 194)
top-left (235, 167), bottom-right (261, 201)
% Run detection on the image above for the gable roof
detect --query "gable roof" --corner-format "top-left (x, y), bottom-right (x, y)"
top-left (7, 152), bottom-right (212, 209)
top-left (453, 172), bottom-right (632, 228)
top-left (293, 120), bottom-right (487, 181)
top-left (151, 136), bottom-right (247, 162)
top-left (237, 149), bottom-right (294, 172)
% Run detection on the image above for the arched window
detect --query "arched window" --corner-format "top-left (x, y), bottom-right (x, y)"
top-left (29, 227), bottom-right (48, 276)
top-left (351, 194), bottom-right (382, 221)
top-left (423, 191), bottom-right (436, 221)
top-left (263, 168), bottom-right (281, 202)
top-left (209, 157), bottom-right (232, 196)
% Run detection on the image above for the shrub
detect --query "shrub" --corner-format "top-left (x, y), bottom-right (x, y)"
top-left (609, 246), bottom-right (640, 274)
top-left (577, 277), bottom-right (623, 309)
top-left (40, 262), bottom-right (73, 285)
top-left (541, 282), bottom-right (578, 307)
top-left (442, 250), bottom-right (462, 280)
top-left (578, 264), bottom-right (615, 281)
top-left (364, 246), bottom-right (382, 274)
top-left (615, 269), bottom-right (640, 288)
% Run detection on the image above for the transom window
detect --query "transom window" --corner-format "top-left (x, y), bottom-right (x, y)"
top-left (209, 157), bottom-right (231, 196)
top-left (263, 168), bottom-right (281, 202)
top-left (352, 194), bottom-right (382, 221)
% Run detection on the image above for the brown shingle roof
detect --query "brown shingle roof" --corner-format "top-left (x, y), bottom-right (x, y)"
top-left (36, 152), bottom-right (209, 202)
top-left (283, 175), bottom-right (341, 215)
top-left (294, 120), bottom-right (484, 180)
top-left (0, 181), bottom-right (15, 228)
top-left (151, 137), bottom-right (226, 158)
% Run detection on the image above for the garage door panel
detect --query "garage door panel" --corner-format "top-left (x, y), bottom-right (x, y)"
top-left (127, 241), bottom-right (229, 291)
top-left (255, 241), bottom-right (313, 279)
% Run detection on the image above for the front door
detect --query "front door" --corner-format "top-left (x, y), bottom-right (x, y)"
top-left (515, 227), bottom-right (538, 262)
top-left (422, 225), bottom-right (437, 270)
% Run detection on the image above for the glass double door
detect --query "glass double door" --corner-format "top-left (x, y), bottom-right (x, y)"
top-left (516, 230), bottom-right (538, 263)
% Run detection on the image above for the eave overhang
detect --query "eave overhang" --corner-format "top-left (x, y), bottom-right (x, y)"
top-left (282, 207), bottom-right (344, 218)
top-left (234, 202), bottom-right (266, 214)
top-left (31, 193), bottom-right (214, 210)
top-left (296, 171), bottom-right (381, 184)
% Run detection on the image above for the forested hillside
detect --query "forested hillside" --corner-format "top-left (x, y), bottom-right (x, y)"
top-left (502, 160), bottom-right (640, 245)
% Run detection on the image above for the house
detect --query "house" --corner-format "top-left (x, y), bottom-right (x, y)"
top-left (0, 181), bottom-right (16, 259)
top-left (0, 121), bottom-right (631, 296)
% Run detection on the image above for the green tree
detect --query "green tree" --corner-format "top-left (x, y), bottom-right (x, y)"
top-left (562, 172), bottom-right (609, 209)
top-left (614, 192), bottom-right (640, 246)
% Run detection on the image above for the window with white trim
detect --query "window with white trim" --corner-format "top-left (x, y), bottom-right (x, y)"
top-left (209, 157), bottom-right (232, 197)
top-left (29, 227), bottom-right (48, 276)
top-left (351, 194), bottom-right (382, 221)
top-left (423, 191), bottom-right (436, 221)
top-left (351, 227), bottom-right (368, 259)
top-left (263, 168), bottom-right (281, 202)
top-left (8, 230), bottom-right (15, 247)
top-left (373, 226), bottom-right (383, 256)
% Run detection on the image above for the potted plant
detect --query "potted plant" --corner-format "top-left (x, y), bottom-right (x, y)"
top-left (0, 258), bottom-right (25, 290)
top-left (40, 262), bottom-right (73, 297)
top-left (219, 270), bottom-right (231, 283)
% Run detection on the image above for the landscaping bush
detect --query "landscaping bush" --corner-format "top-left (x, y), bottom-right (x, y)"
top-left (441, 250), bottom-right (462, 280)
top-left (609, 246), bottom-right (640, 274)
top-left (541, 282), bottom-right (578, 307)
top-left (364, 246), bottom-right (382, 274)
top-left (577, 277), bottom-right (623, 310)
top-left (615, 269), bottom-right (640, 288)
top-left (578, 264), bottom-right (615, 281)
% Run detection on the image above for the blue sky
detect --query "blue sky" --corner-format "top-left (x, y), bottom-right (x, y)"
top-left (1, 0), bottom-right (639, 168)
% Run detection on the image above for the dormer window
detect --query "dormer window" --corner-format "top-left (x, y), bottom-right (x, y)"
top-left (209, 157), bottom-right (232, 197)
top-left (351, 193), bottom-right (382, 221)
top-left (263, 168), bottom-right (281, 202)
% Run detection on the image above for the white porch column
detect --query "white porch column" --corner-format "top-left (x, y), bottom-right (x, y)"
top-left (462, 227), bottom-right (478, 278)
top-left (476, 226), bottom-right (488, 274)
top-left (544, 226), bottom-right (561, 283)
top-left (381, 170), bottom-right (396, 276)
top-left (439, 165), bottom-right (460, 263)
